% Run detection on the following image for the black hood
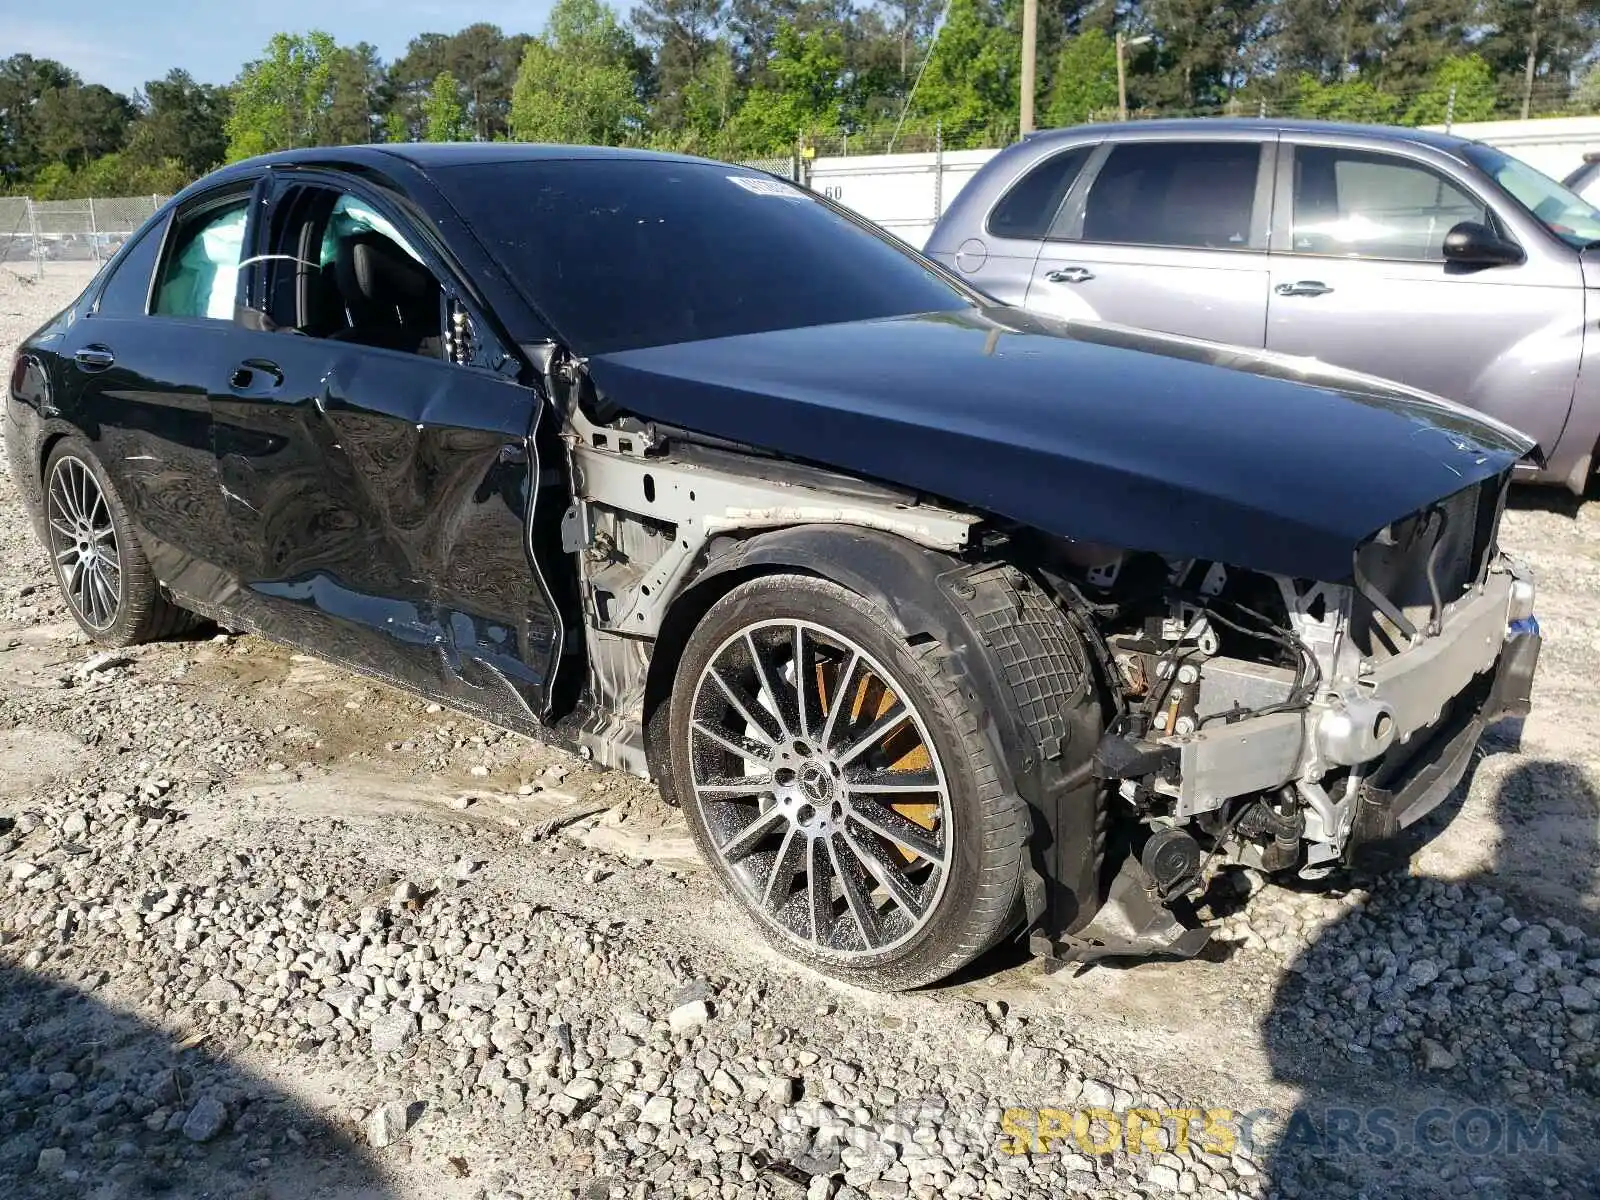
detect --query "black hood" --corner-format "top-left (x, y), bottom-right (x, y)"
top-left (584, 307), bottom-right (1533, 581)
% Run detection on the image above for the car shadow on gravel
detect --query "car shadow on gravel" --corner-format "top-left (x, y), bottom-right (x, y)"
top-left (1259, 751), bottom-right (1600, 1200)
top-left (0, 961), bottom-right (398, 1199)
top-left (1507, 488), bottom-right (1587, 519)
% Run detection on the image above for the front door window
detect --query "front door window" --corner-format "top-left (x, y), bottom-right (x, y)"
top-left (153, 201), bottom-right (248, 320)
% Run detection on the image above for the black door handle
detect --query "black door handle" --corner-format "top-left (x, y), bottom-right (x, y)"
top-left (229, 359), bottom-right (284, 396)
top-left (1275, 280), bottom-right (1334, 297)
top-left (73, 345), bottom-right (115, 371)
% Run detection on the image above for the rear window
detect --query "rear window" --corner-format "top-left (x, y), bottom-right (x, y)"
top-left (987, 146), bottom-right (1092, 241)
top-left (93, 214), bottom-right (168, 317)
top-left (431, 158), bottom-right (972, 355)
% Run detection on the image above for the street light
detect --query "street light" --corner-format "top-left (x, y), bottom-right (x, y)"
top-left (1116, 33), bottom-right (1152, 122)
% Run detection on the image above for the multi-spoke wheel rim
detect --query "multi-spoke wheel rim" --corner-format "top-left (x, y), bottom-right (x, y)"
top-left (687, 619), bottom-right (953, 957)
top-left (46, 456), bottom-right (121, 631)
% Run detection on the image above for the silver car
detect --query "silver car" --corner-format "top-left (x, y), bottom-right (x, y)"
top-left (1564, 152), bottom-right (1600, 206)
top-left (927, 118), bottom-right (1600, 492)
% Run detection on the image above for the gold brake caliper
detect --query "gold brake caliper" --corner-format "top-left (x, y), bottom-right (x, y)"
top-left (820, 659), bottom-right (938, 863)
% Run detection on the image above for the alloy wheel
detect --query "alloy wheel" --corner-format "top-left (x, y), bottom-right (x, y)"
top-left (686, 619), bottom-right (953, 956)
top-left (46, 455), bottom-right (122, 631)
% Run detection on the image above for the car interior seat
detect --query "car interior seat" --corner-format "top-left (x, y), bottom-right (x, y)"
top-left (326, 231), bottom-right (443, 356)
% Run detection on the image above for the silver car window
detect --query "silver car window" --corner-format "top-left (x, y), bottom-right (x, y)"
top-left (1290, 146), bottom-right (1488, 262)
top-left (1080, 141), bottom-right (1262, 251)
top-left (985, 146), bottom-right (1093, 241)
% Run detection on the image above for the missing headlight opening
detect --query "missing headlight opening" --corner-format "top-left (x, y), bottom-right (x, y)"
top-left (1034, 477), bottom-right (1537, 962)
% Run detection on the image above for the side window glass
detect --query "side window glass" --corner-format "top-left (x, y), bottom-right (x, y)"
top-left (1081, 141), bottom-right (1262, 250)
top-left (987, 147), bottom-right (1091, 241)
top-left (153, 200), bottom-right (248, 319)
top-left (1291, 147), bottom-right (1489, 261)
top-left (265, 188), bottom-right (444, 359)
top-left (93, 214), bottom-right (169, 317)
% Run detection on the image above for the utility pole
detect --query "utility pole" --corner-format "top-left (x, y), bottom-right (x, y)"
top-left (1116, 32), bottom-right (1129, 121)
top-left (1117, 33), bottom-right (1152, 121)
top-left (1020, 0), bottom-right (1038, 134)
top-left (1521, 0), bottom-right (1542, 120)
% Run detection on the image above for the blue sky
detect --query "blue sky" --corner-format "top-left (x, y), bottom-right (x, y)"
top-left (5, 0), bottom-right (557, 96)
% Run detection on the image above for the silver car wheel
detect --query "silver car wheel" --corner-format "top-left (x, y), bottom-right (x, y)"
top-left (46, 455), bottom-right (122, 632)
top-left (686, 618), bottom-right (953, 956)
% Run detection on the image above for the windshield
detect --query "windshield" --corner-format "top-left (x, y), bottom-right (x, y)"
top-left (1465, 143), bottom-right (1600, 248)
top-left (431, 157), bottom-right (974, 354)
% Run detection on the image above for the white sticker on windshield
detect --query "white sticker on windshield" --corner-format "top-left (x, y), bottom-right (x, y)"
top-left (728, 174), bottom-right (803, 198)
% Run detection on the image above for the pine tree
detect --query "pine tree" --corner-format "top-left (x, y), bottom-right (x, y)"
top-left (631, 0), bottom-right (727, 130)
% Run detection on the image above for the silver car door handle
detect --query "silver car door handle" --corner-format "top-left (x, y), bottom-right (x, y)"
top-left (1275, 280), bottom-right (1334, 297)
top-left (73, 345), bottom-right (115, 371)
top-left (1045, 266), bottom-right (1095, 284)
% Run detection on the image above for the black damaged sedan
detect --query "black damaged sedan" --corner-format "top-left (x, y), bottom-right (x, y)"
top-left (6, 144), bottom-right (1541, 989)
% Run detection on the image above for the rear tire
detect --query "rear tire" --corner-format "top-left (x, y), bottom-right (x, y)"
top-left (668, 573), bottom-right (1030, 990)
top-left (43, 438), bottom-right (196, 647)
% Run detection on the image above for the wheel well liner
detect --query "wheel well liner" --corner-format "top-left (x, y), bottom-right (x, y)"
top-left (643, 522), bottom-right (1107, 942)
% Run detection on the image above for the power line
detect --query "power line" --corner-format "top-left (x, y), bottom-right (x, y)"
top-left (888, 0), bottom-right (956, 154)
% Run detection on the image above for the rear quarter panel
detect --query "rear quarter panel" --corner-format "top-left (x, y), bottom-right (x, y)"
top-left (924, 137), bottom-right (1097, 304)
top-left (1558, 276), bottom-right (1600, 489)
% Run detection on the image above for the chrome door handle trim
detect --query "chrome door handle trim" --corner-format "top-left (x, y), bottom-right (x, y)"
top-left (73, 345), bottom-right (115, 371)
top-left (1275, 280), bottom-right (1334, 297)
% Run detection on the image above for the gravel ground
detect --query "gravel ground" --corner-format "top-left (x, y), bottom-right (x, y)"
top-left (1, 262), bottom-right (1597, 1200)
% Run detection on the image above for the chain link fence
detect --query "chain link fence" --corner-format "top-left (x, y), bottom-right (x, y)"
top-left (1, 195), bottom-right (168, 275)
top-left (735, 156), bottom-right (802, 181)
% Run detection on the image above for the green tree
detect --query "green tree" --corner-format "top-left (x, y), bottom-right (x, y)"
top-left (125, 70), bottom-right (230, 177)
top-left (631, 0), bottom-right (726, 130)
top-left (1267, 0), bottom-right (1390, 81)
top-left (26, 161), bottom-right (75, 199)
top-left (1142, 0), bottom-right (1273, 110)
top-left (881, 0), bottom-right (945, 81)
top-left (728, 21), bottom-right (848, 151)
top-left (321, 42), bottom-right (384, 144)
top-left (1577, 64), bottom-right (1600, 113)
top-left (1403, 54), bottom-right (1499, 125)
top-left (728, 0), bottom-right (801, 85)
top-left (35, 82), bottom-right (136, 170)
top-left (1478, 0), bottom-right (1600, 114)
top-left (1379, 0), bottom-right (1479, 87)
top-left (225, 31), bottom-right (341, 160)
top-left (423, 70), bottom-right (468, 140)
top-left (0, 55), bottom-right (78, 182)
top-left (1043, 28), bottom-right (1117, 127)
top-left (511, 0), bottom-right (643, 144)
top-left (387, 24), bottom-right (530, 141)
top-left (1288, 71), bottom-right (1399, 122)
top-left (671, 39), bottom-right (742, 151)
top-left (908, 0), bottom-right (1019, 142)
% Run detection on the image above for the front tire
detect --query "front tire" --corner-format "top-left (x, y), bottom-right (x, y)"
top-left (668, 574), bottom-right (1030, 990)
top-left (43, 439), bottom-right (194, 646)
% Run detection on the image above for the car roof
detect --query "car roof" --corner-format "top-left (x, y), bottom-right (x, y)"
top-left (243, 142), bottom-right (712, 173)
top-left (168, 141), bottom-right (726, 210)
top-left (1022, 116), bottom-right (1477, 154)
